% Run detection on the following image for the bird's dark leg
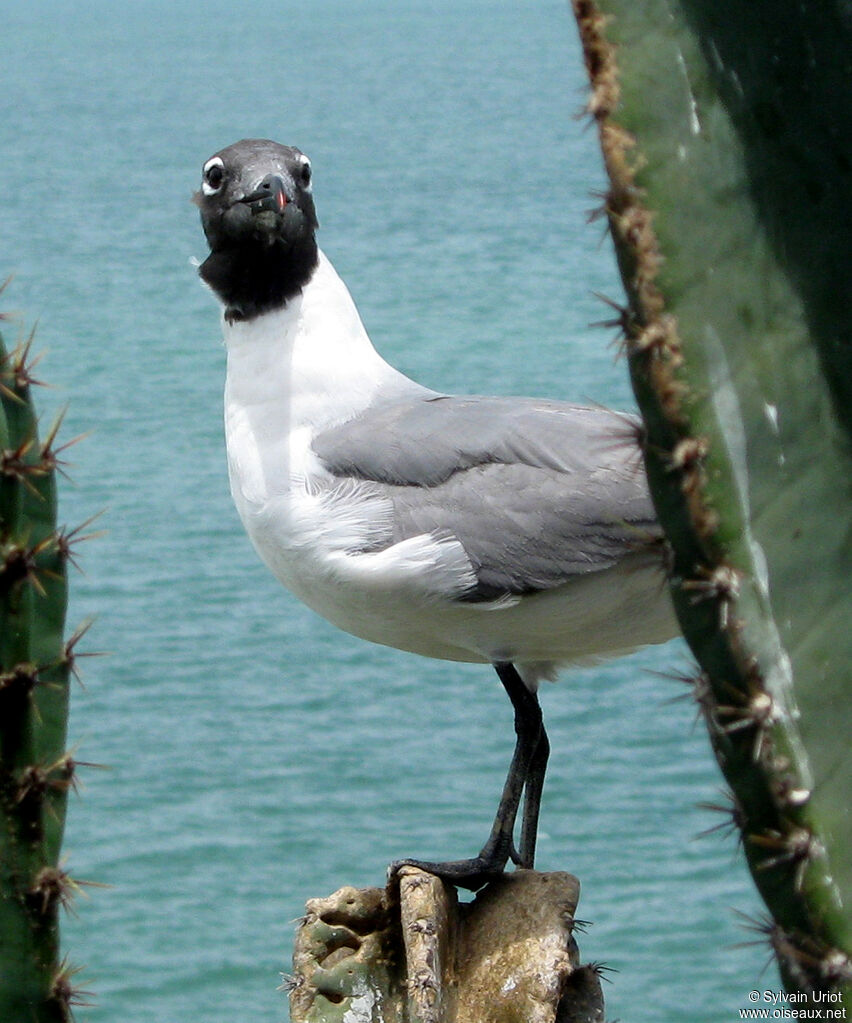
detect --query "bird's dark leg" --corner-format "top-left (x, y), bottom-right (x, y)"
top-left (481, 662), bottom-right (546, 869)
top-left (389, 661), bottom-right (546, 891)
top-left (518, 720), bottom-right (549, 868)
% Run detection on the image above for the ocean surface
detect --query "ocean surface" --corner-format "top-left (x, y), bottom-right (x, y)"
top-left (2, 2), bottom-right (771, 1020)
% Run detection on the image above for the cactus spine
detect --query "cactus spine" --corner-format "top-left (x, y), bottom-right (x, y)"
top-left (571, 0), bottom-right (852, 1005)
top-left (0, 323), bottom-right (79, 1021)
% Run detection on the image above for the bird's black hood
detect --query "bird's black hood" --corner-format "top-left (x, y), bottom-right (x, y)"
top-left (195, 139), bottom-right (319, 322)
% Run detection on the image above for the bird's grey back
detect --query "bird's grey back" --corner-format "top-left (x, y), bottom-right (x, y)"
top-left (312, 395), bottom-right (662, 601)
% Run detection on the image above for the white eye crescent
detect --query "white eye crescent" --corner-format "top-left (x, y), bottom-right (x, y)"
top-left (297, 153), bottom-right (312, 192)
top-left (202, 156), bottom-right (226, 196)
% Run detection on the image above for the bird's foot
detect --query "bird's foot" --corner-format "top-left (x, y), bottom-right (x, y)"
top-left (387, 852), bottom-right (510, 893)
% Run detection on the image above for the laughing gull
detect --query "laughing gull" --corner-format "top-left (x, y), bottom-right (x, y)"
top-left (196, 139), bottom-right (678, 890)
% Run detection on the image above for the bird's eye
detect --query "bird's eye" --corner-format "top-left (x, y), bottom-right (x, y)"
top-left (297, 155), bottom-right (312, 189)
top-left (201, 157), bottom-right (226, 196)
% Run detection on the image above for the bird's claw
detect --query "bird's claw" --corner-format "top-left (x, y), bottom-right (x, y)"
top-left (387, 855), bottom-right (507, 893)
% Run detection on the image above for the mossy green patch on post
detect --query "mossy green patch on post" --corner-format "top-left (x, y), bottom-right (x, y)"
top-left (571, 0), bottom-right (852, 1004)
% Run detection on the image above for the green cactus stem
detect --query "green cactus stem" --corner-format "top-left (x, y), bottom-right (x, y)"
top-left (0, 324), bottom-right (80, 1022)
top-left (570, 0), bottom-right (852, 1005)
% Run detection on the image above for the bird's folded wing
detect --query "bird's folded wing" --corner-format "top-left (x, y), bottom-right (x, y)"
top-left (312, 395), bottom-right (662, 601)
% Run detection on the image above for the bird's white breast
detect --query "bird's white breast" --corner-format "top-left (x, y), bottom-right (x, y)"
top-left (222, 252), bottom-right (449, 610)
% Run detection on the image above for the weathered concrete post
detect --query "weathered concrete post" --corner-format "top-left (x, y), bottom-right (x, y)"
top-left (289, 869), bottom-right (604, 1023)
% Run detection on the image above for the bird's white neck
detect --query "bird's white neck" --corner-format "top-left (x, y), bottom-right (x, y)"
top-left (223, 250), bottom-right (418, 436)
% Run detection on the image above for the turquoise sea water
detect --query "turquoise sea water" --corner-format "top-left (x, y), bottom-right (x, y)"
top-left (2, 2), bottom-right (772, 1020)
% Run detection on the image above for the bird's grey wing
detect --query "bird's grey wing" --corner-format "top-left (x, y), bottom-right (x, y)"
top-left (312, 395), bottom-right (661, 600)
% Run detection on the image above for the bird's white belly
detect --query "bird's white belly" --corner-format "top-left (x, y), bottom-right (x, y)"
top-left (231, 465), bottom-right (675, 676)
top-left (231, 474), bottom-right (484, 661)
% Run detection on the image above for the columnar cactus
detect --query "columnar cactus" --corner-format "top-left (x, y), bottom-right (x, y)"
top-left (0, 323), bottom-right (81, 1021)
top-left (571, 0), bottom-right (851, 1006)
